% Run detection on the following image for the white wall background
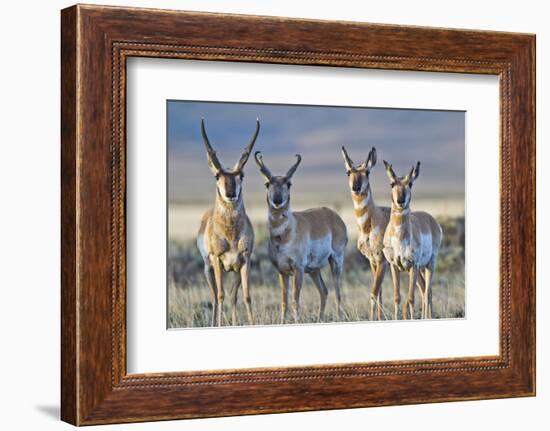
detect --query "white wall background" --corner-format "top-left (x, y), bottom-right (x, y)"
top-left (0, 0), bottom-right (546, 429)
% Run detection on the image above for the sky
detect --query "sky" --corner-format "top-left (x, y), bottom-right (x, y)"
top-left (167, 100), bottom-right (465, 205)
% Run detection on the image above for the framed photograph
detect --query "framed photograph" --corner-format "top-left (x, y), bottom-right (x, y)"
top-left (61, 4), bottom-right (535, 425)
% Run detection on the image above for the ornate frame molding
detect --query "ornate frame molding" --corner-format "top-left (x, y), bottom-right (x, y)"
top-left (61, 5), bottom-right (535, 425)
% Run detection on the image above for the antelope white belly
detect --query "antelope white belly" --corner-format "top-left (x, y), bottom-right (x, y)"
top-left (390, 236), bottom-right (414, 270)
top-left (417, 232), bottom-right (433, 267)
top-left (269, 241), bottom-right (294, 274)
top-left (196, 233), bottom-right (207, 260)
top-left (304, 236), bottom-right (332, 270)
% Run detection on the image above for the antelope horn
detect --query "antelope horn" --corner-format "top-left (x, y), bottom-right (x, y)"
top-left (201, 118), bottom-right (223, 172)
top-left (254, 151), bottom-right (272, 180)
top-left (341, 146), bottom-right (354, 170)
top-left (285, 154), bottom-right (302, 179)
top-left (234, 119), bottom-right (261, 171)
top-left (383, 160), bottom-right (397, 184)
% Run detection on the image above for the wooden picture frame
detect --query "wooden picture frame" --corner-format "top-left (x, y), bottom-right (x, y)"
top-left (61, 4), bottom-right (535, 425)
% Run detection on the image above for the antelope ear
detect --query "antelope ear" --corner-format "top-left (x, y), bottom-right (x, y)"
top-left (383, 160), bottom-right (397, 183)
top-left (367, 147), bottom-right (377, 170)
top-left (411, 161), bottom-right (421, 182)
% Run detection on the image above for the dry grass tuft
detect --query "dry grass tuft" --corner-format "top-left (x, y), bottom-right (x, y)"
top-left (168, 217), bottom-right (465, 328)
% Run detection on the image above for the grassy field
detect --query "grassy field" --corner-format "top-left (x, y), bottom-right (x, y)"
top-left (167, 213), bottom-right (465, 328)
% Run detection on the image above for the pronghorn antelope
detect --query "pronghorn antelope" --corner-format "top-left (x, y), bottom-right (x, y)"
top-left (196, 119), bottom-right (259, 327)
top-left (254, 152), bottom-right (348, 323)
top-left (341, 146), bottom-right (390, 320)
top-left (382, 160), bottom-right (443, 319)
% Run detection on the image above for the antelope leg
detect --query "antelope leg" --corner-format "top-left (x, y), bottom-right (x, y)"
top-left (212, 257), bottom-right (225, 327)
top-left (292, 269), bottom-right (304, 323)
top-left (230, 276), bottom-right (241, 326)
top-left (309, 270), bottom-right (328, 322)
top-left (329, 254), bottom-right (344, 320)
top-left (240, 259), bottom-right (254, 325)
top-left (390, 264), bottom-right (401, 320)
top-left (369, 261), bottom-right (377, 321)
top-left (278, 273), bottom-right (290, 324)
top-left (372, 262), bottom-right (386, 321)
top-left (204, 265), bottom-right (217, 327)
top-left (404, 266), bottom-right (418, 320)
top-left (417, 271), bottom-right (427, 319)
top-left (425, 259), bottom-right (436, 319)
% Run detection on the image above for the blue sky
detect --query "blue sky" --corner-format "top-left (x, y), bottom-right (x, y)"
top-left (167, 100), bottom-right (464, 203)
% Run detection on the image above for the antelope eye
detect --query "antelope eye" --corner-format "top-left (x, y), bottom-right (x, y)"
top-left (287, 182), bottom-right (292, 189)
top-left (409, 182), bottom-right (413, 188)
top-left (390, 182), bottom-right (396, 188)
top-left (215, 173), bottom-right (220, 180)
top-left (264, 182), bottom-right (269, 188)
top-left (239, 173), bottom-right (244, 180)
top-left (346, 171), bottom-right (351, 177)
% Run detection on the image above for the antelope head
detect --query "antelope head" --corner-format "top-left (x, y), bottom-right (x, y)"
top-left (254, 151), bottom-right (302, 209)
top-left (383, 159), bottom-right (421, 211)
top-left (341, 146), bottom-right (377, 196)
top-left (201, 118), bottom-right (260, 203)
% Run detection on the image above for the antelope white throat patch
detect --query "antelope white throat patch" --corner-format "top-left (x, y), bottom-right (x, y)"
top-left (353, 193), bottom-right (370, 210)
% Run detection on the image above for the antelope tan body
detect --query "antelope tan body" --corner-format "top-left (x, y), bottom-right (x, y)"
top-left (383, 210), bottom-right (442, 273)
top-left (382, 160), bottom-right (443, 319)
top-left (268, 206), bottom-right (347, 276)
top-left (255, 152), bottom-right (348, 323)
top-left (197, 198), bottom-right (254, 273)
top-left (196, 119), bottom-right (260, 326)
top-left (352, 193), bottom-right (390, 265)
top-left (342, 147), bottom-right (390, 320)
